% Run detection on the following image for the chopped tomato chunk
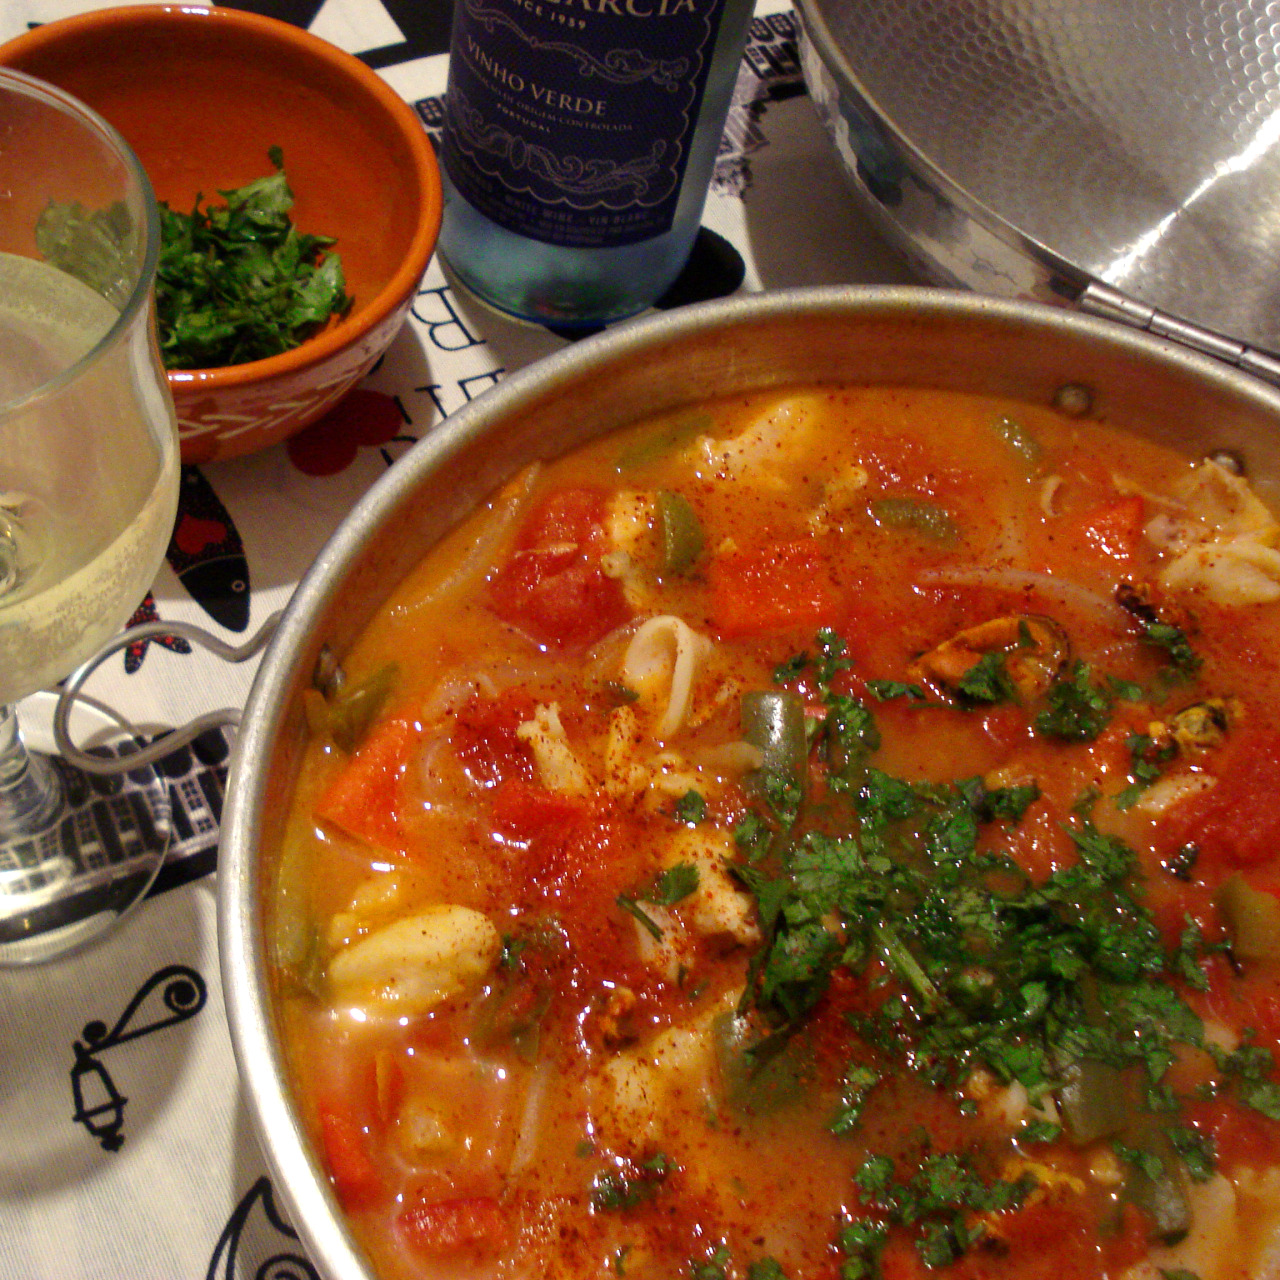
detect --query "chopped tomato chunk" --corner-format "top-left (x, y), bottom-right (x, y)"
top-left (709, 539), bottom-right (843, 638)
top-left (1204, 955), bottom-right (1280, 1049)
top-left (487, 487), bottom-right (629, 649)
top-left (951, 1196), bottom-right (1104, 1280)
top-left (1147, 881), bottom-right (1226, 952)
top-left (979, 703), bottom-right (1032, 754)
top-left (514, 487), bottom-right (604, 553)
top-left (1184, 1095), bottom-right (1280, 1169)
top-left (1070, 494), bottom-right (1146, 566)
top-left (318, 1105), bottom-right (382, 1210)
top-left (314, 716), bottom-right (417, 848)
top-left (1159, 728), bottom-right (1280, 872)
top-left (397, 1194), bottom-right (507, 1256)
top-left (491, 777), bottom-right (589, 840)
top-left (452, 690), bottom-right (538, 787)
top-left (1102, 1203), bottom-right (1154, 1273)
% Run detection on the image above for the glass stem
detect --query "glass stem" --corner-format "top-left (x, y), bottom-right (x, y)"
top-left (0, 703), bottom-right (64, 835)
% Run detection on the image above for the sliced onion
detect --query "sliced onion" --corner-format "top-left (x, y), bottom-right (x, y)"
top-left (390, 462), bottom-right (541, 618)
top-left (914, 567), bottom-right (1127, 627)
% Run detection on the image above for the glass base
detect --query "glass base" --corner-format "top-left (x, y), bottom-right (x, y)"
top-left (0, 690), bottom-right (170, 965)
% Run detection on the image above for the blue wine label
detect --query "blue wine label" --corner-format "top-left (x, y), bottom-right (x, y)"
top-left (442, 0), bottom-right (732, 248)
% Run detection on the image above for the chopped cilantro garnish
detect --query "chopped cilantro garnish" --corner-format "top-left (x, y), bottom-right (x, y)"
top-left (152, 149), bottom-right (351, 369)
top-left (824, 695), bottom-right (882, 782)
top-left (984, 781), bottom-right (1041, 823)
top-left (953, 776), bottom-right (1039, 826)
top-left (1241, 1078), bottom-right (1280, 1120)
top-left (591, 1153), bottom-right (671, 1211)
top-left (1141, 620), bottom-right (1202, 679)
top-left (1115, 731), bottom-right (1178, 809)
top-left (1035, 661), bottom-right (1113, 741)
top-left (829, 1062), bottom-right (880, 1135)
top-left (756, 913), bottom-right (841, 1023)
top-left (1072, 786), bottom-right (1100, 818)
top-left (1113, 1140), bottom-right (1167, 1183)
top-left (773, 652), bottom-right (809, 684)
top-left (728, 630), bottom-right (1236, 1239)
top-left (1018, 1118), bottom-right (1061, 1145)
top-left (499, 934), bottom-right (529, 971)
top-left (616, 894), bottom-right (664, 941)
top-left (1107, 674), bottom-right (1145, 702)
top-left (673, 790), bottom-right (708, 825)
top-left (1065, 819), bottom-right (1137, 881)
top-left (734, 811), bottom-right (774, 863)
top-left (656, 618), bottom-right (1270, 1274)
top-left (648, 861), bottom-right (700, 906)
top-left (814, 628), bottom-right (854, 691)
top-left (1170, 917), bottom-right (1217, 991)
top-left (851, 1152), bottom-right (1034, 1269)
top-left (865, 679), bottom-right (928, 702)
top-left (837, 1220), bottom-right (888, 1280)
top-left (1169, 1125), bottom-right (1216, 1182)
top-left (956, 651), bottom-right (1019, 704)
top-left (689, 1245), bottom-right (731, 1279)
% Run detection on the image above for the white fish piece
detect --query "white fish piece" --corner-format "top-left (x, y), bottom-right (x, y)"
top-left (595, 1019), bottom-right (719, 1144)
top-left (517, 702), bottom-right (590, 794)
top-left (1128, 772), bottom-right (1216, 816)
top-left (693, 394), bottom-right (825, 485)
top-left (1161, 535), bottom-right (1280, 605)
top-left (1153, 459), bottom-right (1280, 604)
top-left (604, 490), bottom-right (660, 611)
top-left (664, 826), bottom-right (759, 946)
top-left (329, 903), bottom-right (501, 1016)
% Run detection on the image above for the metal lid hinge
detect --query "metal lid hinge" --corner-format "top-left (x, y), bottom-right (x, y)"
top-left (1078, 281), bottom-right (1280, 385)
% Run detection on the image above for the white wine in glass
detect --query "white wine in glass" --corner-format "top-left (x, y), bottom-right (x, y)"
top-left (0, 70), bottom-right (180, 964)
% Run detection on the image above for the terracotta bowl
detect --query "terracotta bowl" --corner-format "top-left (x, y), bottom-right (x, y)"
top-left (0, 5), bottom-right (442, 464)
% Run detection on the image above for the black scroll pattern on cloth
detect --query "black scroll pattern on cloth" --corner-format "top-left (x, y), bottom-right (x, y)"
top-left (69, 964), bottom-right (208, 1152)
top-left (207, 1177), bottom-right (319, 1280)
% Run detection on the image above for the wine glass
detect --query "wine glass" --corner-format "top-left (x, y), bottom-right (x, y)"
top-left (0, 70), bottom-right (180, 964)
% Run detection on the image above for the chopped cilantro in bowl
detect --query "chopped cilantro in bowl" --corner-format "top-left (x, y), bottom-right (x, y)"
top-left (155, 147), bottom-right (351, 370)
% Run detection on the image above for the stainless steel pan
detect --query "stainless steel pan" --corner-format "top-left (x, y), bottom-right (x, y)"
top-left (796, 0), bottom-right (1280, 382)
top-left (218, 285), bottom-right (1280, 1280)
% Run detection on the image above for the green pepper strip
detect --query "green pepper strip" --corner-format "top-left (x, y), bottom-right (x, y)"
top-left (657, 490), bottom-right (705, 577)
top-left (869, 497), bottom-right (960, 545)
top-left (741, 690), bottom-right (808, 792)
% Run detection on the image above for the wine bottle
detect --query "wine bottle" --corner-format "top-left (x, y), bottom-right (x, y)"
top-left (437, 0), bottom-right (755, 328)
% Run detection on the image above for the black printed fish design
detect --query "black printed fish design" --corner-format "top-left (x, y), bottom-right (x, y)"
top-left (122, 592), bottom-right (193, 674)
top-left (166, 466), bottom-right (250, 633)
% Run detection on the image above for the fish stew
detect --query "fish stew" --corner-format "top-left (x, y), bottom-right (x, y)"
top-left (273, 384), bottom-right (1280, 1280)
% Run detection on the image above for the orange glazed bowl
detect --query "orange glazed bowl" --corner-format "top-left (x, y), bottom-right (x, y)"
top-left (0, 5), bottom-right (441, 464)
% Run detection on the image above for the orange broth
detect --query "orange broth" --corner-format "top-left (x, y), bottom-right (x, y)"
top-left (273, 385), bottom-right (1280, 1280)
